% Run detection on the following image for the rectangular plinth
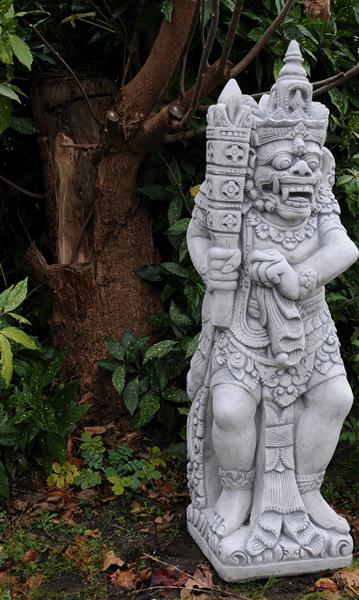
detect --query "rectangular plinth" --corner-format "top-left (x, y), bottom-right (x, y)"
top-left (188, 523), bottom-right (352, 582)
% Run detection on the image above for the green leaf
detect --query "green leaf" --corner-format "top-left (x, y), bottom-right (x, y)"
top-left (0, 35), bottom-right (13, 64)
top-left (7, 312), bottom-right (31, 325)
top-left (0, 83), bottom-right (20, 102)
top-left (96, 359), bottom-right (118, 372)
top-left (169, 302), bottom-right (192, 329)
top-left (136, 264), bottom-right (162, 282)
top-left (161, 0), bottom-right (173, 22)
top-left (112, 364), bottom-right (126, 395)
top-left (123, 378), bottom-right (139, 416)
top-left (184, 333), bottom-right (200, 358)
top-left (0, 96), bottom-right (11, 134)
top-left (143, 340), bottom-right (178, 364)
top-left (10, 116), bottom-right (37, 134)
top-left (329, 88), bottom-right (348, 115)
top-left (9, 34), bottom-right (32, 70)
top-left (106, 337), bottom-right (124, 361)
top-left (1, 327), bottom-right (37, 350)
top-left (0, 333), bottom-right (13, 385)
top-left (168, 197), bottom-right (183, 226)
top-left (161, 262), bottom-right (188, 278)
top-left (162, 387), bottom-right (189, 404)
top-left (137, 394), bottom-right (160, 427)
top-left (168, 218), bottom-right (190, 234)
top-left (0, 278), bottom-right (28, 312)
top-left (0, 461), bottom-right (9, 498)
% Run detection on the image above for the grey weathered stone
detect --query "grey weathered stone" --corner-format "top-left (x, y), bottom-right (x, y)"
top-left (186, 40), bottom-right (358, 581)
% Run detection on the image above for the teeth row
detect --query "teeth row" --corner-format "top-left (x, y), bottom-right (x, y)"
top-left (287, 185), bottom-right (312, 193)
top-left (286, 200), bottom-right (308, 207)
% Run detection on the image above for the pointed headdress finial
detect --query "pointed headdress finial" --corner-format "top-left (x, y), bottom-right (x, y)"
top-left (253, 41), bottom-right (329, 147)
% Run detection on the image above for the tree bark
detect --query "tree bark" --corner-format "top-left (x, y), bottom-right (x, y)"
top-left (29, 76), bottom-right (161, 412)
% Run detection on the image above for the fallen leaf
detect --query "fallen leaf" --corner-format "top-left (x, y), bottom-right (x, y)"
top-left (103, 550), bottom-right (125, 571)
top-left (76, 489), bottom-right (96, 500)
top-left (315, 577), bottom-right (338, 591)
top-left (110, 568), bottom-right (137, 590)
top-left (130, 500), bottom-right (142, 514)
top-left (22, 549), bottom-right (43, 564)
top-left (184, 564), bottom-right (215, 591)
top-left (152, 567), bottom-right (178, 587)
top-left (333, 566), bottom-right (359, 589)
top-left (84, 426), bottom-right (107, 435)
top-left (26, 574), bottom-right (46, 590)
top-left (84, 529), bottom-right (100, 538)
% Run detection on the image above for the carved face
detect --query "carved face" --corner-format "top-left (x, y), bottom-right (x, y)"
top-left (253, 138), bottom-right (323, 222)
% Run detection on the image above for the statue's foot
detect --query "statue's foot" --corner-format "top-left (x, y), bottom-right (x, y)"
top-left (209, 489), bottom-right (251, 537)
top-left (302, 491), bottom-right (350, 534)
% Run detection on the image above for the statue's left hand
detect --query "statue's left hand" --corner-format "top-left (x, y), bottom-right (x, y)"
top-left (249, 249), bottom-right (300, 300)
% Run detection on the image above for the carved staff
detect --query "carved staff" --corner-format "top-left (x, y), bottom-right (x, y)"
top-left (205, 80), bottom-right (253, 328)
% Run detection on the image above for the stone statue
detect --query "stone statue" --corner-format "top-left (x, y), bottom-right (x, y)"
top-left (186, 40), bottom-right (358, 581)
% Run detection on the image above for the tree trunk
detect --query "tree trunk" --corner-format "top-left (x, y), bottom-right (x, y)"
top-left (29, 76), bottom-right (161, 413)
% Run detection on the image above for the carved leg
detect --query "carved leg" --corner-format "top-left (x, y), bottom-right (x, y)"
top-left (295, 375), bottom-right (353, 533)
top-left (210, 383), bottom-right (257, 536)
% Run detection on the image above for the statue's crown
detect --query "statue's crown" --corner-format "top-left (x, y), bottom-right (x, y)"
top-left (253, 40), bottom-right (328, 146)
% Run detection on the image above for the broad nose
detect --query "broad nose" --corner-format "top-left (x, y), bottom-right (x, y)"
top-left (289, 160), bottom-right (312, 177)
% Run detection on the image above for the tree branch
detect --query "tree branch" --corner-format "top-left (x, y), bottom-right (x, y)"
top-left (117, 0), bottom-right (199, 119)
top-left (217, 0), bottom-right (244, 76)
top-left (313, 62), bottom-right (359, 97)
top-left (230, 0), bottom-right (295, 78)
top-left (164, 124), bottom-right (206, 143)
top-left (0, 175), bottom-right (45, 199)
top-left (181, 0), bottom-right (220, 127)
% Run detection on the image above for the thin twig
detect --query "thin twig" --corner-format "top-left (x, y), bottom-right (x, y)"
top-left (28, 22), bottom-right (101, 125)
top-left (181, 0), bottom-right (220, 127)
top-left (231, 0), bottom-right (295, 78)
top-left (179, 0), bottom-right (202, 97)
top-left (313, 62), bottom-right (359, 97)
top-left (141, 553), bottom-right (249, 599)
top-left (217, 0), bottom-right (244, 76)
top-left (164, 124), bottom-right (206, 143)
top-left (0, 174), bottom-right (45, 199)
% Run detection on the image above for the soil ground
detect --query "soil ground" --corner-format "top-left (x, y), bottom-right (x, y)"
top-left (0, 430), bottom-right (358, 600)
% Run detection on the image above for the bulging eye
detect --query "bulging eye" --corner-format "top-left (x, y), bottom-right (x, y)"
top-left (272, 155), bottom-right (292, 170)
top-left (308, 159), bottom-right (320, 171)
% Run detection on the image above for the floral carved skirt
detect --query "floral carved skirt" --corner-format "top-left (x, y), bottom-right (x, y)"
top-left (211, 301), bottom-right (345, 408)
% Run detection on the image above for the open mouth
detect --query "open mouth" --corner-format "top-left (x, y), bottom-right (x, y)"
top-left (261, 177), bottom-right (315, 209)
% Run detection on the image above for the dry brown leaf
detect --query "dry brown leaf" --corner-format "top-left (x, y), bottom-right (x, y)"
top-left (183, 563), bottom-right (215, 591)
top-left (84, 426), bottom-right (107, 435)
top-left (76, 488), bottom-right (96, 500)
top-left (315, 578), bottom-right (338, 592)
top-left (333, 567), bottom-right (359, 590)
top-left (110, 568), bottom-right (137, 590)
top-left (103, 550), bottom-right (125, 571)
top-left (22, 550), bottom-right (40, 564)
top-left (26, 574), bottom-right (46, 590)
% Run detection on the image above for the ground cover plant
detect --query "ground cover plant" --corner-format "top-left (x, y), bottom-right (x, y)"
top-left (0, 0), bottom-right (358, 598)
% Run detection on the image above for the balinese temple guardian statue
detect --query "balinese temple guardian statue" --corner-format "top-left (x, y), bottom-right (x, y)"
top-left (186, 40), bottom-right (358, 580)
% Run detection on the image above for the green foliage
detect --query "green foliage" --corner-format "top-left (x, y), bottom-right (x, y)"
top-left (80, 432), bottom-right (105, 469)
top-left (0, 330), bottom-right (89, 496)
top-left (104, 444), bottom-right (164, 495)
top-left (0, 278), bottom-right (37, 385)
top-left (74, 467), bottom-right (102, 490)
top-left (0, 1), bottom-right (33, 132)
top-left (100, 330), bottom-right (192, 431)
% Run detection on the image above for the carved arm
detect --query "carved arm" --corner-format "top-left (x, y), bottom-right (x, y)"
top-left (298, 228), bottom-right (358, 289)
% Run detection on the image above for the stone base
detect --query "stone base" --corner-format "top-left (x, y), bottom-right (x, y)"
top-left (188, 522), bottom-right (353, 582)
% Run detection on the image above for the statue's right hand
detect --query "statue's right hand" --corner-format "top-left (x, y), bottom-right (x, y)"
top-left (207, 247), bottom-right (241, 292)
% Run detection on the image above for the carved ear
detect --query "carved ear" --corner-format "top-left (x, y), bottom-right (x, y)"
top-left (321, 147), bottom-right (336, 190)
